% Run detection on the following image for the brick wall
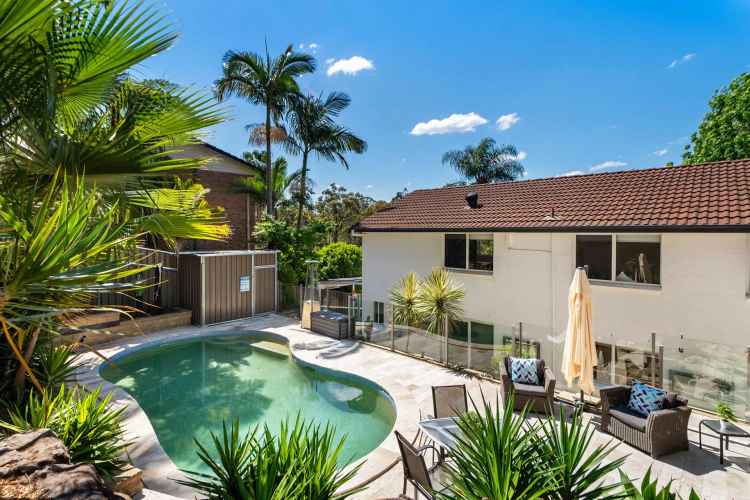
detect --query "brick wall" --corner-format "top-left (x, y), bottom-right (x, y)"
top-left (186, 170), bottom-right (259, 251)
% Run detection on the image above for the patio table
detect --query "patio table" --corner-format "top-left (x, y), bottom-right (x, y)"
top-left (418, 417), bottom-right (463, 452)
top-left (699, 419), bottom-right (750, 465)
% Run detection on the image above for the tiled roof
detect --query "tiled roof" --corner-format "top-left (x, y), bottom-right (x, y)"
top-left (356, 159), bottom-right (750, 232)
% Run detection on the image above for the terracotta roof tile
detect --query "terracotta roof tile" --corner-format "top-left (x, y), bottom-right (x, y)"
top-left (356, 159), bottom-right (750, 232)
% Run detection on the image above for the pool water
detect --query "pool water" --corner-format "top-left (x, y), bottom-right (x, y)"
top-left (100, 334), bottom-right (396, 473)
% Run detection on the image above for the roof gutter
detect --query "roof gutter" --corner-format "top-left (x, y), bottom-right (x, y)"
top-left (355, 224), bottom-right (750, 234)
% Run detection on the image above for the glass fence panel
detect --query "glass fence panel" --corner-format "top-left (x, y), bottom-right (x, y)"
top-left (659, 333), bottom-right (748, 417)
top-left (447, 320), bottom-right (469, 368)
top-left (392, 324), bottom-right (445, 364)
top-left (467, 322), bottom-right (514, 378)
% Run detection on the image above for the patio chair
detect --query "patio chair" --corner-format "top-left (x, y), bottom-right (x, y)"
top-left (600, 384), bottom-right (691, 458)
top-left (501, 356), bottom-right (555, 414)
top-left (431, 384), bottom-right (468, 419)
top-left (394, 431), bottom-right (449, 499)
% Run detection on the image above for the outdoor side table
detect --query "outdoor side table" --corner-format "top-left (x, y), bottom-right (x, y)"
top-left (698, 419), bottom-right (750, 464)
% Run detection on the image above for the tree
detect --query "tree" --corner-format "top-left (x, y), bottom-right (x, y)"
top-left (315, 184), bottom-right (378, 243)
top-left (442, 138), bottom-right (524, 184)
top-left (234, 151), bottom-right (297, 212)
top-left (683, 73), bottom-right (750, 164)
top-left (284, 92), bottom-right (367, 228)
top-left (215, 44), bottom-right (316, 215)
top-left (253, 217), bottom-right (329, 284)
top-left (317, 242), bottom-right (362, 280)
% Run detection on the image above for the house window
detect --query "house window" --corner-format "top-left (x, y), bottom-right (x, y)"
top-left (576, 235), bottom-right (612, 280)
top-left (615, 235), bottom-right (660, 284)
top-left (373, 301), bottom-right (385, 324)
top-left (576, 234), bottom-right (661, 285)
top-left (450, 320), bottom-right (494, 344)
top-left (445, 234), bottom-right (493, 272)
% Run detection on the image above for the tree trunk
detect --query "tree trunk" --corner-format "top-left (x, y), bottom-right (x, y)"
top-left (296, 152), bottom-right (308, 229)
top-left (265, 106), bottom-right (273, 216)
top-left (14, 326), bottom-right (40, 395)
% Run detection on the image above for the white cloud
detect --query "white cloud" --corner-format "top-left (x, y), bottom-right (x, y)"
top-left (326, 56), bottom-right (374, 76)
top-left (365, 184), bottom-right (373, 189)
top-left (299, 43), bottom-right (319, 53)
top-left (308, 43), bottom-right (318, 49)
top-left (325, 58), bottom-right (335, 65)
top-left (653, 148), bottom-right (669, 157)
top-left (560, 170), bottom-right (585, 177)
top-left (497, 112), bottom-right (520, 131)
top-left (667, 53), bottom-right (696, 69)
top-left (514, 150), bottom-right (527, 161)
top-left (410, 112), bottom-right (488, 136)
top-left (591, 160), bottom-right (627, 171)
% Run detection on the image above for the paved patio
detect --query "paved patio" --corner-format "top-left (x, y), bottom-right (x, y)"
top-left (75, 314), bottom-right (749, 500)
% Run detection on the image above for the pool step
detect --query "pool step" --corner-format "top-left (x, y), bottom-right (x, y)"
top-left (249, 340), bottom-right (289, 357)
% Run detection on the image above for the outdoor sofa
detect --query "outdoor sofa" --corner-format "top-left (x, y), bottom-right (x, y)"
top-left (600, 384), bottom-right (691, 457)
top-left (500, 356), bottom-right (556, 414)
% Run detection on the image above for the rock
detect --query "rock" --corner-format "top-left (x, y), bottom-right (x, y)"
top-left (0, 429), bottom-right (116, 499)
top-left (113, 465), bottom-right (143, 497)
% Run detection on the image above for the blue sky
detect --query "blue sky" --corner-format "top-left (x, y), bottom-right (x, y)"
top-left (142, 1), bottom-right (750, 201)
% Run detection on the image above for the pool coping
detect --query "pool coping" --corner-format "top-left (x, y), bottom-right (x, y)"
top-left (73, 315), bottom-right (407, 498)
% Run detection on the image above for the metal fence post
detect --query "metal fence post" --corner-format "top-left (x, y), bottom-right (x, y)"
top-left (650, 332), bottom-right (657, 386)
top-left (610, 336), bottom-right (616, 385)
top-left (518, 321), bottom-right (524, 357)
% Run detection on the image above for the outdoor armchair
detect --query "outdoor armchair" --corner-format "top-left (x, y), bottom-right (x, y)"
top-left (600, 384), bottom-right (691, 458)
top-left (500, 356), bottom-right (555, 414)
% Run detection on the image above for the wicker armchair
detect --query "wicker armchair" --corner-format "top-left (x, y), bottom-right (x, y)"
top-left (500, 357), bottom-right (555, 414)
top-left (600, 385), bottom-right (691, 458)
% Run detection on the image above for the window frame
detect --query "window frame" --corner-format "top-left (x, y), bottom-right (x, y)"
top-left (373, 301), bottom-right (385, 324)
top-left (576, 233), bottom-right (662, 289)
top-left (444, 233), bottom-right (494, 274)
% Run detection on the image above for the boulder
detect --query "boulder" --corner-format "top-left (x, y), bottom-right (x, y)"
top-left (0, 429), bottom-right (116, 499)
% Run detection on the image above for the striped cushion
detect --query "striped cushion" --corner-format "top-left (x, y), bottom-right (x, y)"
top-left (627, 380), bottom-right (666, 416)
top-left (510, 357), bottom-right (540, 385)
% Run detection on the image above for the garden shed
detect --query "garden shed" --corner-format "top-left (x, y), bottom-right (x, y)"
top-left (178, 250), bottom-right (279, 325)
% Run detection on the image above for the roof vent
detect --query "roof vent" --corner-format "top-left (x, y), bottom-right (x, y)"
top-left (465, 191), bottom-right (481, 209)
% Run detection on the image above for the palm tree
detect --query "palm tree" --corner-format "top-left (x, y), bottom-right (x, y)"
top-left (283, 92), bottom-right (367, 228)
top-left (442, 137), bottom-right (525, 184)
top-left (234, 151), bottom-right (297, 212)
top-left (214, 44), bottom-right (316, 215)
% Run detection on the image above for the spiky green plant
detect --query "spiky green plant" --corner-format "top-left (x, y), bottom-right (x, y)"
top-left (531, 407), bottom-right (625, 499)
top-left (390, 272), bottom-right (421, 327)
top-left (181, 416), bottom-right (363, 500)
top-left (715, 402), bottom-right (737, 423)
top-left (440, 393), bottom-right (549, 500)
top-left (414, 268), bottom-right (465, 361)
top-left (0, 385), bottom-right (129, 479)
top-left (32, 343), bottom-right (79, 390)
top-left (619, 467), bottom-right (700, 500)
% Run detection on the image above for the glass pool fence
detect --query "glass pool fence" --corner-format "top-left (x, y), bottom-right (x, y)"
top-left (348, 302), bottom-right (750, 421)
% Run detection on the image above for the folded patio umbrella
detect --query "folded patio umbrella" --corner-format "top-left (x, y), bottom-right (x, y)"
top-left (561, 267), bottom-right (597, 395)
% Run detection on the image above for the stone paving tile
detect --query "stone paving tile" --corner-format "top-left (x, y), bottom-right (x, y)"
top-left (74, 314), bottom-right (749, 500)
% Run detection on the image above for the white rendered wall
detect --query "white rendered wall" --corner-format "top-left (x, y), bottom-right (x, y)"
top-left (362, 231), bottom-right (750, 347)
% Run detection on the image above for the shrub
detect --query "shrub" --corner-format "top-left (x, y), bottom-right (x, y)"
top-left (181, 416), bottom-right (362, 500)
top-left (253, 217), bottom-right (329, 284)
top-left (316, 242), bottom-right (362, 280)
top-left (0, 385), bottom-right (129, 479)
top-left (32, 344), bottom-right (79, 390)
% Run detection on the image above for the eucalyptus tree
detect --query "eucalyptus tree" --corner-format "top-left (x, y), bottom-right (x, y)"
top-left (442, 137), bottom-right (525, 184)
top-left (215, 44), bottom-right (316, 214)
top-left (283, 92), bottom-right (367, 228)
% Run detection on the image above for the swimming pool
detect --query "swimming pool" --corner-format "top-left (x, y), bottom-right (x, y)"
top-left (100, 333), bottom-right (396, 473)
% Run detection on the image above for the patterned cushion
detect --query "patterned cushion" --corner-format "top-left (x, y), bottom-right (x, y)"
top-left (627, 380), bottom-right (667, 416)
top-left (510, 357), bottom-right (540, 385)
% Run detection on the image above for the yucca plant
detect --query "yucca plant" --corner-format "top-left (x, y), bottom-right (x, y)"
top-left (619, 467), bottom-right (700, 500)
top-left (440, 393), bottom-right (550, 500)
top-left (32, 343), bottom-right (79, 390)
top-left (181, 416), bottom-right (363, 500)
top-left (390, 271), bottom-right (421, 327)
top-left (0, 385), bottom-right (129, 479)
top-left (414, 267), bottom-right (465, 362)
top-left (531, 407), bottom-right (625, 499)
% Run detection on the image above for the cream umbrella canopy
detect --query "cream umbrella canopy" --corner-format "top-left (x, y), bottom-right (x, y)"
top-left (561, 267), bottom-right (598, 395)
